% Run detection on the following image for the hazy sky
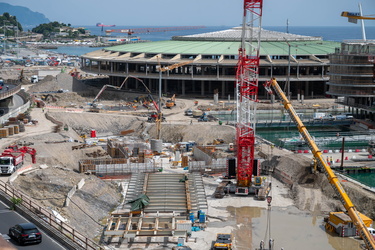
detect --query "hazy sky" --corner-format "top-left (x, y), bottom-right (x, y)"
top-left (1, 0), bottom-right (375, 27)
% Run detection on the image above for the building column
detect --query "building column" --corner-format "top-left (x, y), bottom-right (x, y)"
top-left (182, 80), bottom-right (185, 96)
top-left (164, 79), bottom-right (167, 94)
top-left (110, 62), bottom-right (113, 73)
top-left (221, 81), bottom-right (225, 98)
top-left (208, 81), bottom-right (212, 93)
top-left (201, 80), bottom-right (205, 96)
top-left (148, 79), bottom-right (152, 92)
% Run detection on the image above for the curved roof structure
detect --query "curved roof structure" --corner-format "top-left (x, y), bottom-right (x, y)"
top-left (80, 27), bottom-right (340, 99)
top-left (84, 27), bottom-right (339, 59)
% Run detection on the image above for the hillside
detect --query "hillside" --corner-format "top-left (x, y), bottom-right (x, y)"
top-left (0, 2), bottom-right (50, 28)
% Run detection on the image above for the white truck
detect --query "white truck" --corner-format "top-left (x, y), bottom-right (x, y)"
top-left (31, 75), bottom-right (39, 83)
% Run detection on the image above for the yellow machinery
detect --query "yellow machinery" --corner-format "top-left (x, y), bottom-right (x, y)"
top-left (341, 11), bottom-right (375, 21)
top-left (264, 78), bottom-right (375, 250)
top-left (165, 94), bottom-right (176, 108)
top-left (213, 233), bottom-right (233, 250)
top-left (325, 211), bottom-right (373, 237)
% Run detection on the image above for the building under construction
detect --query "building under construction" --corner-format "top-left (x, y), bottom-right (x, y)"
top-left (80, 27), bottom-right (339, 99)
top-left (327, 40), bottom-right (375, 122)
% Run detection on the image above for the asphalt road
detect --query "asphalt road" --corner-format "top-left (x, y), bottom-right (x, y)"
top-left (0, 200), bottom-right (66, 249)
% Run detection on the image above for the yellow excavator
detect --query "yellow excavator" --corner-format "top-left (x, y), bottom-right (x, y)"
top-left (264, 78), bottom-right (375, 250)
top-left (165, 94), bottom-right (176, 108)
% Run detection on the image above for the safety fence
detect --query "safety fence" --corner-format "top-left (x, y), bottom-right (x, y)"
top-left (188, 158), bottom-right (227, 174)
top-left (0, 180), bottom-right (103, 250)
top-left (0, 88), bottom-right (31, 125)
top-left (79, 158), bottom-right (157, 175)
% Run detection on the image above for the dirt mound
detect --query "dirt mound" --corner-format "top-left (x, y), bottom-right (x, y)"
top-left (28, 73), bottom-right (89, 93)
top-left (267, 154), bottom-right (342, 214)
top-left (12, 167), bottom-right (121, 239)
top-left (148, 123), bottom-right (235, 144)
top-left (48, 112), bottom-right (144, 136)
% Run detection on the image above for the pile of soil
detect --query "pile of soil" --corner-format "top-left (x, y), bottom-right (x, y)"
top-left (12, 167), bottom-right (121, 239)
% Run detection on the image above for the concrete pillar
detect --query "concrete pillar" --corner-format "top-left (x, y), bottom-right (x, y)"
top-left (182, 80), bottom-right (185, 96)
top-left (221, 81), bottom-right (225, 98)
top-left (110, 62), bottom-right (113, 73)
top-left (164, 79), bottom-right (167, 93)
top-left (148, 79), bottom-right (152, 92)
top-left (208, 81), bottom-right (212, 93)
top-left (201, 81), bottom-right (205, 96)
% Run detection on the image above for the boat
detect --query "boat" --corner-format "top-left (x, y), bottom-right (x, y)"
top-left (96, 23), bottom-right (116, 27)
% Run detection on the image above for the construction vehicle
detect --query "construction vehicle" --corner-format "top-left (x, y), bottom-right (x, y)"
top-left (213, 139), bottom-right (224, 145)
top-left (212, 233), bottom-right (233, 250)
top-left (325, 211), bottom-right (373, 237)
top-left (165, 94), bottom-right (176, 108)
top-left (233, 0), bottom-right (263, 196)
top-left (30, 75), bottom-right (39, 83)
top-left (198, 113), bottom-right (208, 122)
top-left (69, 68), bottom-right (79, 78)
top-left (264, 77), bottom-right (375, 249)
top-left (0, 145), bottom-right (36, 175)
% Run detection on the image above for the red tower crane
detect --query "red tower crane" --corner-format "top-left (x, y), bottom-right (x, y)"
top-left (105, 26), bottom-right (206, 36)
top-left (235, 0), bottom-right (263, 195)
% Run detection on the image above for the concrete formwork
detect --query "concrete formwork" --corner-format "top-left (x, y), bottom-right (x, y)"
top-left (106, 172), bottom-right (208, 239)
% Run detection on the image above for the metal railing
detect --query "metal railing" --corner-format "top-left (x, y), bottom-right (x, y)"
top-left (0, 180), bottom-right (103, 250)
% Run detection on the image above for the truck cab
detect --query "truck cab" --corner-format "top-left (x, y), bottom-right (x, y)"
top-left (0, 157), bottom-right (17, 174)
top-left (31, 75), bottom-right (39, 83)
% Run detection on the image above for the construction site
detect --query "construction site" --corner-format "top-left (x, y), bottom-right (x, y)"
top-left (0, 55), bottom-right (370, 250)
top-left (0, 1), bottom-right (375, 250)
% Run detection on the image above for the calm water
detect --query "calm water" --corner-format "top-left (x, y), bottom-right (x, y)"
top-left (47, 26), bottom-right (375, 56)
top-left (346, 172), bottom-right (375, 187)
top-left (228, 206), bottom-right (361, 250)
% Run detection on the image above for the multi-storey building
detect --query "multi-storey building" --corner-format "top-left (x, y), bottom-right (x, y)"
top-left (81, 27), bottom-right (339, 99)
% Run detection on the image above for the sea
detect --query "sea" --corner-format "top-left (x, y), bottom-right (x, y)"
top-left (48, 25), bottom-right (375, 56)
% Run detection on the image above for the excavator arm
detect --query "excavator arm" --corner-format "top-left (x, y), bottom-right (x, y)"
top-left (264, 78), bottom-right (375, 250)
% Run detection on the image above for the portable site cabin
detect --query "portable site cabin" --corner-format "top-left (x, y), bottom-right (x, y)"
top-left (326, 211), bottom-right (373, 237)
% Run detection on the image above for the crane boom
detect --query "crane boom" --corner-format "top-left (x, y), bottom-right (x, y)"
top-left (264, 78), bottom-right (375, 250)
top-left (341, 12), bottom-right (375, 20)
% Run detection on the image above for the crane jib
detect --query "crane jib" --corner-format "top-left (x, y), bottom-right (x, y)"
top-left (269, 78), bottom-right (375, 249)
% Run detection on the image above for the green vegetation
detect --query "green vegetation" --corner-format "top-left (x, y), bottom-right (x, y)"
top-left (10, 197), bottom-right (22, 210)
top-left (0, 12), bottom-right (23, 36)
top-left (32, 21), bottom-right (87, 38)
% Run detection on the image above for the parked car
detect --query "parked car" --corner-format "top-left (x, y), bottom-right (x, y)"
top-left (185, 109), bottom-right (193, 116)
top-left (8, 223), bottom-right (42, 245)
top-left (368, 227), bottom-right (375, 236)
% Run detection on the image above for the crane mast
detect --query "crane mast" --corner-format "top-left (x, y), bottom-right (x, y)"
top-left (235, 0), bottom-right (263, 194)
